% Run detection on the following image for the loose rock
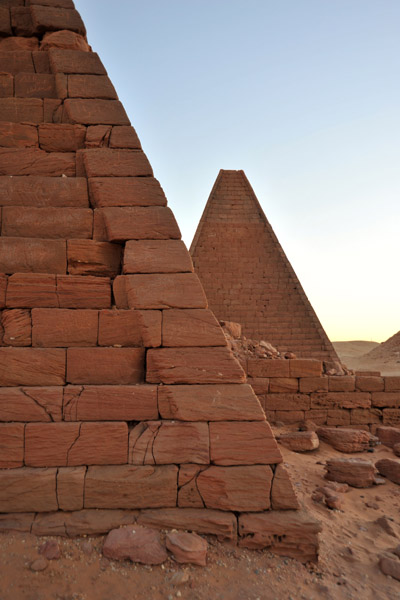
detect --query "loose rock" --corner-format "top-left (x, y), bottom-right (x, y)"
top-left (325, 458), bottom-right (378, 488)
top-left (317, 427), bottom-right (372, 453)
top-left (38, 540), bottom-right (60, 560)
top-left (30, 557), bottom-right (48, 572)
top-left (277, 431), bottom-right (319, 452)
top-left (166, 531), bottom-right (207, 566)
top-left (376, 516), bottom-right (398, 538)
top-left (103, 525), bottom-right (167, 565)
top-left (376, 458), bottom-right (400, 485)
top-left (379, 556), bottom-right (400, 581)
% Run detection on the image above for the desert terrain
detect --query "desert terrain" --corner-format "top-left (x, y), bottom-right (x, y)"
top-left (1, 437), bottom-right (400, 600)
top-left (334, 340), bottom-right (400, 376)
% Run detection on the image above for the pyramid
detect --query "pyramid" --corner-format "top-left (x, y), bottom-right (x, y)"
top-left (0, 1), bottom-right (320, 561)
top-left (364, 330), bottom-right (400, 361)
top-left (190, 170), bottom-right (339, 365)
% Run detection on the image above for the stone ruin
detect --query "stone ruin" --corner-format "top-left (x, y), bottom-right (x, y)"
top-left (0, 0), bottom-right (321, 562)
top-left (190, 169), bottom-right (340, 366)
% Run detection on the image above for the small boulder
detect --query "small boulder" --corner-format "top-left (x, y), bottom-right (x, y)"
top-left (379, 556), bottom-right (400, 581)
top-left (376, 459), bottom-right (400, 485)
top-left (30, 557), bottom-right (48, 572)
top-left (376, 427), bottom-right (400, 449)
top-left (376, 516), bottom-right (398, 538)
top-left (325, 458), bottom-right (378, 488)
top-left (317, 427), bottom-right (371, 453)
top-left (325, 494), bottom-right (344, 510)
top-left (277, 431), bottom-right (319, 452)
top-left (103, 526), bottom-right (167, 565)
top-left (39, 540), bottom-right (60, 560)
top-left (166, 531), bottom-right (207, 566)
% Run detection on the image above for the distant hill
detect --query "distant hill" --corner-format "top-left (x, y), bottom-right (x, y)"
top-left (333, 336), bottom-right (400, 376)
top-left (363, 330), bottom-right (400, 361)
top-left (333, 340), bottom-right (379, 361)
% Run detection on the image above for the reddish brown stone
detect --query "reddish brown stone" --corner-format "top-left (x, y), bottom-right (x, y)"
top-left (30, 5), bottom-right (85, 35)
top-left (383, 410), bottom-right (400, 426)
top-left (299, 376), bottom-right (329, 393)
top-left (274, 410), bottom-right (305, 424)
top-left (351, 407), bottom-right (382, 425)
top-left (317, 427), bottom-right (372, 453)
top-left (115, 274), bottom-right (207, 310)
top-left (129, 421), bottom-right (209, 465)
top-left (162, 309), bottom-right (226, 347)
top-left (6, 273), bottom-right (58, 308)
top-left (49, 48), bottom-right (106, 74)
top-left (57, 466), bottom-right (85, 511)
top-left (0, 148), bottom-right (75, 176)
top-left (38, 123), bottom-right (86, 151)
top-left (32, 50), bottom-right (51, 74)
top-left (25, 422), bottom-right (128, 467)
top-left (325, 458), bottom-right (377, 488)
top-left (247, 359), bottom-right (290, 378)
top-left (209, 421), bottom-right (281, 465)
top-left (68, 74), bottom-right (117, 99)
top-left (63, 385), bottom-right (158, 422)
top-left (0, 123), bottom-right (38, 148)
top-left (0, 513), bottom-right (35, 534)
top-left (147, 347), bottom-right (245, 384)
top-left (67, 347), bottom-right (145, 385)
top-left (178, 465), bottom-right (206, 508)
top-left (10, 7), bottom-right (34, 36)
top-left (355, 376), bottom-right (384, 392)
top-left (375, 459), bottom-right (400, 485)
top-left (0, 348), bottom-right (65, 386)
top-left (0, 467), bottom-right (57, 513)
top-left (67, 239), bottom-right (121, 277)
top-left (84, 465), bottom-right (178, 509)
top-left (376, 426), bottom-right (400, 448)
top-left (326, 409), bottom-right (351, 427)
top-left (95, 207), bottom-right (180, 242)
top-left (41, 29), bottom-right (89, 52)
top-left (0, 98), bottom-right (43, 123)
top-left (1, 309), bottom-right (31, 346)
top-left (269, 378), bottom-right (299, 393)
top-left (289, 359), bottom-right (323, 377)
top-left (197, 465), bottom-right (272, 511)
top-left (238, 511), bottom-right (321, 562)
top-left (0, 50), bottom-right (34, 74)
top-left (137, 508), bottom-right (237, 541)
top-left (88, 177), bottom-right (166, 207)
top-left (32, 308), bottom-right (98, 347)
top-left (123, 240), bottom-right (192, 274)
top-left (0, 176), bottom-right (88, 207)
top-left (43, 97), bottom-right (62, 121)
top-left (0, 387), bottom-right (62, 422)
top-left (14, 73), bottom-right (56, 98)
top-left (98, 309), bottom-right (161, 348)
top-left (103, 526), bottom-right (168, 565)
top-left (2, 207), bottom-right (92, 239)
top-left (63, 100), bottom-right (129, 126)
top-left (264, 393), bottom-right (310, 411)
top-left (166, 531), bottom-right (207, 566)
top-left (31, 509), bottom-right (139, 537)
top-left (0, 6), bottom-right (11, 35)
top-left (109, 126), bottom-right (141, 149)
top-left (277, 431), bottom-right (319, 452)
top-left (0, 423), bottom-right (24, 468)
top-left (0, 238), bottom-right (66, 274)
top-left (270, 464), bottom-right (300, 510)
top-left (372, 392), bottom-right (400, 408)
top-left (57, 275), bottom-right (111, 309)
top-left (84, 125), bottom-right (111, 148)
top-left (158, 384), bottom-right (264, 421)
top-left (328, 376), bottom-right (356, 392)
top-left (0, 74), bottom-right (13, 98)
top-left (379, 556), bottom-right (400, 581)
top-left (385, 377), bottom-right (400, 392)
top-left (311, 392), bottom-right (371, 409)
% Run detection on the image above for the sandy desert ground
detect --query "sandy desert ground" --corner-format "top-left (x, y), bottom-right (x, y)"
top-left (333, 341), bottom-right (400, 376)
top-left (1, 436), bottom-right (400, 600)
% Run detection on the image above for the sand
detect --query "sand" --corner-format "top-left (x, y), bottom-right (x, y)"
top-left (333, 340), bottom-right (400, 376)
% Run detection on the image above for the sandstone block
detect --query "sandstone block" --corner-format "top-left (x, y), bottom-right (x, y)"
top-left (299, 377), bottom-right (328, 393)
top-left (63, 385), bottom-right (158, 421)
top-left (67, 239), bottom-right (121, 277)
top-left (64, 99), bottom-right (129, 126)
top-left (379, 556), bottom-right (400, 582)
top-left (166, 531), bottom-right (207, 566)
top-left (0, 176), bottom-right (88, 207)
top-left (328, 376), bottom-right (355, 391)
top-left (375, 459), bottom-right (400, 484)
top-left (0, 386), bottom-right (62, 422)
top-left (0, 513), bottom-right (35, 534)
top-left (326, 408), bottom-right (351, 426)
top-left (0, 50), bottom-right (34, 74)
top-left (56, 275), bottom-right (111, 308)
top-left (31, 509), bottom-right (139, 537)
top-left (1, 309), bottom-right (31, 346)
top-left (209, 421), bottom-right (282, 465)
top-left (178, 464), bottom-right (207, 508)
top-left (162, 309), bottom-right (226, 347)
top-left (264, 393), bottom-right (310, 411)
top-left (158, 384), bottom-right (264, 422)
top-left (0, 467), bottom-right (57, 512)
top-left (2, 207), bottom-right (92, 239)
top-left (0, 423), bottom-right (24, 468)
top-left (38, 123), bottom-right (86, 151)
top-left (32, 308), bottom-right (98, 347)
top-left (385, 377), bottom-right (400, 392)
top-left (84, 465), bottom-right (178, 509)
top-left (274, 410), bottom-right (305, 423)
top-left (95, 206), bottom-right (180, 241)
top-left (68, 74), bottom-right (117, 99)
top-left (238, 511), bottom-right (321, 562)
top-left (372, 392), bottom-right (400, 408)
top-left (67, 347), bottom-right (145, 384)
top-left (383, 410), bottom-right (400, 426)
top-left (0, 123), bottom-right (38, 148)
top-left (30, 5), bottom-right (86, 35)
top-left (98, 309), bottom-right (161, 348)
top-left (197, 465), bottom-right (272, 512)
top-left (33, 50), bottom-right (51, 74)
top-left (129, 421), bottom-right (209, 465)
top-left (115, 273), bottom-right (207, 310)
top-left (25, 422), bottom-right (128, 467)
top-left (269, 378), bottom-right (299, 393)
top-left (0, 148), bottom-right (75, 176)
top-left (289, 359), bottom-right (323, 377)
top-left (376, 426), bottom-right (400, 448)
top-left (137, 508), bottom-right (237, 541)
top-left (123, 240), bottom-right (192, 273)
top-left (247, 359), bottom-right (290, 378)
top-left (88, 177), bottom-right (166, 207)
top-left (103, 526), bottom-right (167, 565)
top-left (14, 73), bottom-right (57, 98)
top-left (109, 126), bottom-right (141, 149)
top-left (277, 431), bottom-right (319, 452)
top-left (317, 427), bottom-right (372, 452)
top-left (0, 348), bottom-right (65, 386)
top-left (0, 6), bottom-right (11, 36)
top-left (57, 466), bottom-right (86, 511)
top-left (270, 464), bottom-right (300, 510)
top-left (147, 347), bottom-right (245, 384)
top-left (0, 98), bottom-right (43, 123)
top-left (41, 29), bottom-right (89, 52)
top-left (0, 74), bottom-right (13, 98)
top-left (325, 458), bottom-right (377, 488)
top-left (311, 392), bottom-right (371, 409)
top-left (356, 376), bottom-right (384, 392)
top-left (248, 377), bottom-right (269, 395)
top-left (351, 408), bottom-right (382, 424)
top-left (85, 125), bottom-right (111, 148)
top-left (0, 238), bottom-right (66, 275)
top-left (49, 48), bottom-right (106, 74)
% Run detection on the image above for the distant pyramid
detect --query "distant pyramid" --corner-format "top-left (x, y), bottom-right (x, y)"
top-left (190, 170), bottom-right (339, 364)
top-left (364, 330), bottom-right (400, 361)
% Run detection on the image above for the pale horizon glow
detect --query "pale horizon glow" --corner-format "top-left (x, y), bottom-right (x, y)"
top-left (75, 0), bottom-right (400, 343)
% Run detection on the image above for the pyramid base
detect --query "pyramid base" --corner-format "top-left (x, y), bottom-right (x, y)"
top-left (0, 508), bottom-right (321, 563)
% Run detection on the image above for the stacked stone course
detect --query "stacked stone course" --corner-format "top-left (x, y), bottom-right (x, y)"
top-left (0, 0), bottom-right (320, 561)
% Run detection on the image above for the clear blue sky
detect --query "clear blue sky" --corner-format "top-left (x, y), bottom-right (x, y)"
top-left (75, 0), bottom-right (400, 342)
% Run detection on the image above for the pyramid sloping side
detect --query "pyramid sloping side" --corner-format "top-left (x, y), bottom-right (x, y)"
top-left (190, 170), bottom-right (339, 364)
top-left (0, 1), bottom-right (320, 560)
top-left (364, 330), bottom-right (400, 360)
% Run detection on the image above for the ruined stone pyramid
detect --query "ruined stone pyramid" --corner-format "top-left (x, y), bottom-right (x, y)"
top-left (191, 170), bottom-right (339, 365)
top-left (0, 1), bottom-right (320, 560)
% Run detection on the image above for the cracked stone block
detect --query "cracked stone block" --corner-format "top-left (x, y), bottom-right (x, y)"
top-left (0, 467), bottom-right (57, 513)
top-left (1, 309), bottom-right (31, 346)
top-left (0, 387), bottom-right (62, 422)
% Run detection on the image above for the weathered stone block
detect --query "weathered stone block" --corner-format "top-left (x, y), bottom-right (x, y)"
top-left (0, 98), bottom-right (43, 123)
top-left (0, 387), bottom-right (62, 422)
top-left (162, 309), bottom-right (226, 347)
top-left (385, 377), bottom-right (400, 392)
top-left (147, 347), bottom-right (245, 384)
top-left (64, 99), bottom-right (129, 126)
top-left (264, 393), bottom-right (310, 411)
top-left (269, 378), bottom-right (299, 393)
top-left (109, 126), bottom-right (141, 149)
top-left (0, 50), bottom-right (34, 74)
top-left (68, 74), bottom-right (117, 99)
top-left (30, 5), bottom-right (86, 35)
top-left (2, 207), bottom-right (92, 238)
top-left (98, 309), bottom-right (161, 348)
top-left (10, 6), bottom-right (34, 37)
top-left (85, 124), bottom-right (111, 148)
top-left (63, 385), bottom-right (158, 421)
top-left (49, 49), bottom-right (106, 74)
top-left (289, 359), bottom-right (322, 377)
top-left (31, 509), bottom-right (139, 537)
top-left (158, 384), bottom-right (264, 421)
top-left (0, 123), bottom-right (38, 148)
top-left (0, 147), bottom-right (75, 176)
top-left (67, 239), bottom-right (121, 277)
top-left (355, 376), bottom-right (384, 392)
top-left (311, 392), bottom-right (371, 409)
top-left (0, 423), bottom-right (24, 468)
top-left (67, 347), bottom-right (145, 384)
top-left (376, 426), bottom-right (400, 448)
top-left (0, 176), bottom-right (88, 207)
top-left (0, 348), bottom-right (65, 385)
top-left (57, 466), bottom-right (86, 511)
top-left (6, 273), bottom-right (58, 308)
top-left (0, 7), bottom-right (11, 36)
top-left (95, 206), bottom-right (180, 242)
top-left (123, 240), bottom-right (192, 273)
top-left (84, 465), bottom-right (178, 509)
top-left (328, 376), bottom-right (355, 391)
top-left (383, 409), bottom-right (400, 426)
top-left (41, 28), bottom-right (89, 52)
top-left (0, 467), bottom-right (57, 513)
top-left (14, 73), bottom-right (57, 98)
top-left (299, 376), bottom-right (328, 393)
top-left (247, 359), bottom-right (290, 378)
top-left (32, 308), bottom-right (98, 347)
top-left (138, 508), bottom-right (237, 541)
top-left (372, 392), bottom-right (400, 408)
top-left (1, 309), bottom-right (31, 346)
top-left (129, 421), bottom-right (209, 465)
top-left (270, 464), bottom-right (300, 510)
top-left (88, 177), bottom-right (166, 207)
top-left (0, 74), bottom-right (13, 98)
top-left (38, 123), bottom-right (86, 151)
top-left (0, 238), bottom-right (66, 274)
top-left (209, 421), bottom-right (282, 465)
